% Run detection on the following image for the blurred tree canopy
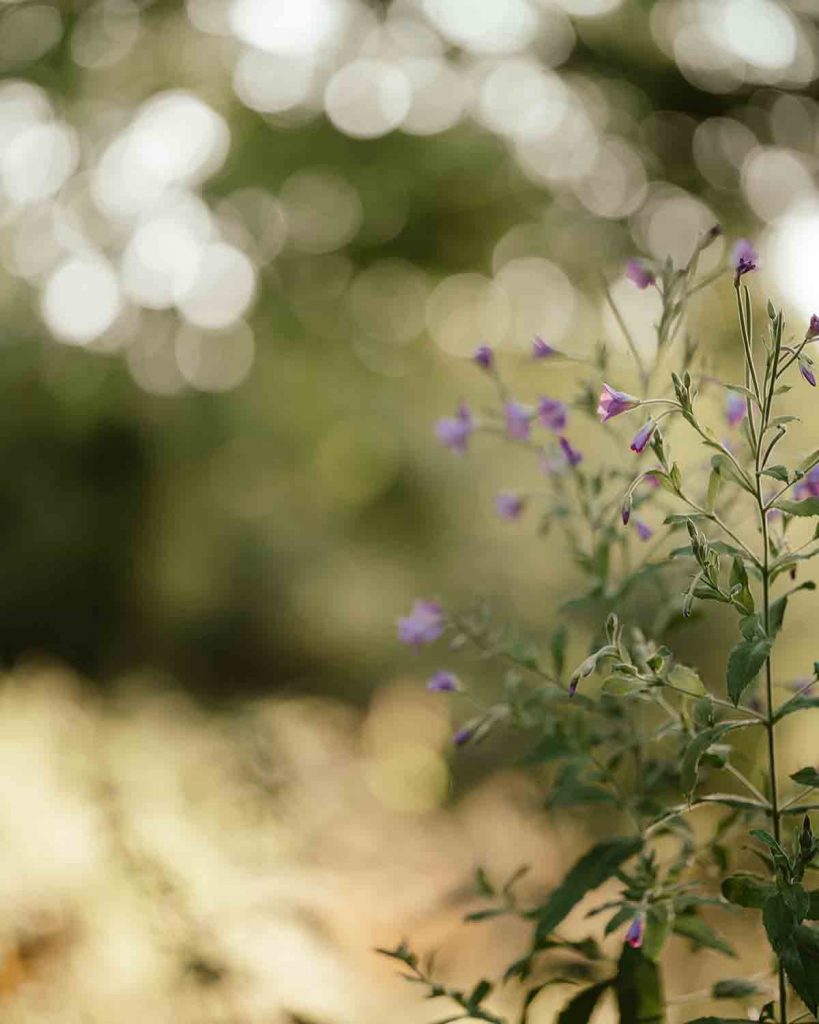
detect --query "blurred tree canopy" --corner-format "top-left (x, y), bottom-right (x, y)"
top-left (0, 0), bottom-right (817, 700)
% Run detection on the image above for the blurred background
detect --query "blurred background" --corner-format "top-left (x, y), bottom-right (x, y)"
top-left (1, 0), bottom-right (819, 1019)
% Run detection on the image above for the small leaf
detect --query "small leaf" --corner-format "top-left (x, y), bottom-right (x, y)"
top-left (680, 722), bottom-right (748, 797)
top-left (776, 497), bottom-right (819, 517)
top-left (712, 978), bottom-right (761, 999)
top-left (668, 664), bottom-right (707, 696)
top-left (673, 914), bottom-right (735, 957)
top-left (726, 637), bottom-right (771, 706)
top-left (790, 766), bottom-right (819, 788)
top-left (761, 465), bottom-right (789, 483)
top-left (721, 873), bottom-right (774, 909)
top-left (555, 981), bottom-right (609, 1024)
top-left (534, 836), bottom-right (643, 941)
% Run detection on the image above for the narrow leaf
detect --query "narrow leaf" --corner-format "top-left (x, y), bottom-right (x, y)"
top-left (535, 837), bottom-right (643, 940)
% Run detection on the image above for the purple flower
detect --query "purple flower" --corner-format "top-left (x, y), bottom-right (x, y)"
top-left (625, 259), bottom-right (655, 290)
top-left (496, 491), bottom-right (525, 521)
top-left (807, 315), bottom-right (819, 340)
top-left (538, 396), bottom-right (567, 432)
top-left (725, 391), bottom-right (746, 428)
top-left (597, 384), bottom-right (639, 422)
top-left (435, 402), bottom-right (474, 454)
top-left (644, 472), bottom-right (660, 489)
top-left (634, 519), bottom-right (653, 542)
top-left (625, 915), bottom-right (645, 949)
top-left (559, 436), bottom-right (583, 467)
top-left (505, 401), bottom-right (531, 440)
top-left (800, 359), bottom-right (816, 387)
top-left (630, 419), bottom-right (655, 454)
top-left (427, 670), bottom-right (460, 693)
top-left (732, 239), bottom-right (758, 284)
top-left (532, 335), bottom-right (555, 359)
top-left (473, 344), bottom-right (493, 370)
top-left (794, 465), bottom-right (819, 501)
top-left (453, 725), bottom-right (474, 747)
top-left (621, 498), bottom-right (631, 526)
top-left (398, 600), bottom-right (445, 648)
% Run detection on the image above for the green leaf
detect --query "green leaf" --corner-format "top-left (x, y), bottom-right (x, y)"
top-left (791, 766), bottom-right (819, 788)
top-left (711, 453), bottom-right (754, 494)
top-left (602, 675), bottom-right (649, 696)
top-left (643, 903), bottom-right (670, 962)
top-left (614, 945), bottom-right (665, 1024)
top-left (668, 664), bottom-right (706, 696)
top-left (712, 978), bottom-right (761, 998)
top-left (776, 497), bottom-right (819, 516)
top-left (534, 837), bottom-right (643, 941)
top-left (774, 694), bottom-right (819, 722)
top-left (467, 979), bottom-right (493, 1009)
top-left (761, 465), bottom-right (789, 483)
top-left (726, 637), bottom-right (771, 706)
top-left (556, 981), bottom-right (609, 1024)
top-left (762, 895), bottom-right (819, 1013)
top-left (684, 1019), bottom-right (750, 1023)
top-left (680, 723), bottom-right (748, 797)
top-left (673, 914), bottom-right (735, 957)
top-left (551, 626), bottom-right (567, 678)
top-left (721, 873), bottom-right (774, 909)
top-left (796, 448), bottom-right (819, 476)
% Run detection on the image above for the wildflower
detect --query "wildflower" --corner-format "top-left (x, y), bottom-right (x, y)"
top-left (398, 600), bottom-right (445, 647)
top-left (732, 239), bottom-right (758, 284)
top-left (435, 402), bottom-right (474, 454)
top-left (794, 465), bottom-right (819, 501)
top-left (427, 670), bottom-right (460, 693)
top-left (538, 396), bottom-right (567, 432)
top-left (806, 315), bottom-right (819, 340)
top-left (800, 358), bottom-right (816, 387)
top-left (625, 915), bottom-right (645, 949)
top-left (630, 419), bottom-right (656, 454)
top-left (473, 344), bottom-right (493, 370)
top-left (532, 335), bottom-right (555, 359)
top-left (725, 391), bottom-right (746, 428)
top-left (625, 259), bottom-right (655, 290)
top-left (634, 519), bottom-right (653, 542)
top-left (559, 436), bottom-right (583, 467)
top-left (496, 491), bottom-right (525, 520)
top-left (453, 725), bottom-right (474, 747)
top-left (505, 401), bottom-right (531, 440)
top-left (597, 384), bottom-right (639, 422)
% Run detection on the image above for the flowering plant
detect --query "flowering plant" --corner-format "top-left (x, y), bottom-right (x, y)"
top-left (382, 231), bottom-right (819, 1023)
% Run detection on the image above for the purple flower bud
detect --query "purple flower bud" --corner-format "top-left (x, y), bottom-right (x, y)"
top-left (568, 677), bottom-right (579, 697)
top-left (453, 725), bottom-right (474, 747)
top-left (427, 670), bottom-right (460, 693)
top-left (559, 436), bottom-right (583, 467)
top-left (630, 419), bottom-right (655, 454)
top-left (473, 344), bottom-right (493, 370)
top-left (495, 491), bottom-right (525, 521)
top-left (505, 401), bottom-right (532, 440)
top-left (634, 519), bottom-right (653, 542)
top-left (597, 384), bottom-right (639, 422)
top-left (725, 391), bottom-right (746, 428)
top-left (621, 499), bottom-right (631, 526)
top-left (398, 600), bottom-right (445, 648)
top-left (532, 335), bottom-right (555, 359)
top-left (800, 360), bottom-right (816, 387)
top-left (625, 914), bottom-right (645, 949)
top-left (732, 239), bottom-right (758, 284)
top-left (435, 402), bottom-right (474, 455)
top-left (625, 259), bottom-right (655, 290)
top-left (538, 396), bottom-right (567, 432)
top-left (806, 315), bottom-right (819, 340)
